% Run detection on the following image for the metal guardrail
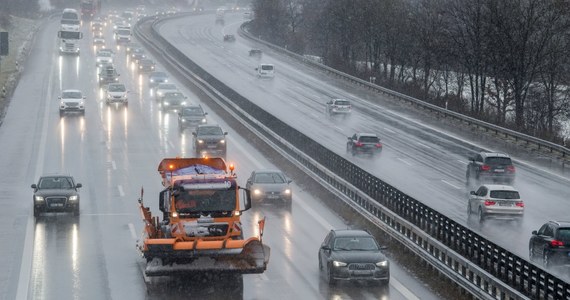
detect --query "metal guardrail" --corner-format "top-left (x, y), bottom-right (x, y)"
top-left (134, 13), bottom-right (570, 300)
top-left (238, 23), bottom-right (570, 162)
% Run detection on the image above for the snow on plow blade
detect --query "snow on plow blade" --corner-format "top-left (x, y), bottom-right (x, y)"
top-left (143, 238), bottom-right (270, 276)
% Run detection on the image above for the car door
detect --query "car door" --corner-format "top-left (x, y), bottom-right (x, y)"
top-left (320, 232), bottom-right (334, 272)
top-left (469, 186), bottom-right (485, 211)
top-left (246, 172), bottom-right (255, 190)
top-left (534, 224), bottom-right (553, 257)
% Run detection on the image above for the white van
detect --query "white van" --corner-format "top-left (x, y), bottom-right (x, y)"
top-left (256, 64), bottom-right (275, 78)
top-left (61, 8), bottom-right (80, 31)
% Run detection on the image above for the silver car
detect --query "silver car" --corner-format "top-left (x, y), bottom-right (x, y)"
top-left (467, 184), bottom-right (524, 222)
top-left (246, 170), bottom-right (292, 205)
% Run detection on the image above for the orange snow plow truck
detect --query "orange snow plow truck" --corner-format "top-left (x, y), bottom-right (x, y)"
top-left (137, 157), bottom-right (270, 276)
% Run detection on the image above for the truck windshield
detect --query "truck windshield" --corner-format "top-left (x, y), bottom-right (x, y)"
top-left (175, 189), bottom-right (236, 213)
top-left (61, 19), bottom-right (80, 25)
top-left (60, 31), bottom-right (82, 39)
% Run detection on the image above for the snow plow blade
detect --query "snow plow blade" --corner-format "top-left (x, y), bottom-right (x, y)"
top-left (143, 238), bottom-right (270, 276)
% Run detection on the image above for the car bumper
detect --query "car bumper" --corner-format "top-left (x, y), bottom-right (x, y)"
top-left (196, 147), bottom-right (226, 156)
top-left (352, 147), bottom-right (382, 155)
top-left (481, 207), bottom-right (524, 219)
top-left (331, 265), bottom-right (390, 282)
top-left (479, 174), bottom-right (515, 184)
top-left (107, 97), bottom-right (128, 103)
top-left (546, 249), bottom-right (570, 265)
top-left (251, 192), bottom-right (291, 202)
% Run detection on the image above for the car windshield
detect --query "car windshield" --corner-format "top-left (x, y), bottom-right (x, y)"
top-left (158, 84), bottom-right (176, 90)
top-left (165, 92), bottom-right (184, 99)
top-left (108, 85), bottom-right (126, 92)
top-left (333, 237), bottom-right (379, 251)
top-left (39, 177), bottom-right (74, 189)
top-left (117, 29), bottom-right (130, 35)
top-left (254, 172), bottom-right (286, 184)
top-left (141, 60), bottom-right (154, 65)
top-left (490, 190), bottom-right (520, 199)
top-left (174, 189), bottom-right (236, 213)
top-left (359, 136), bottom-right (379, 143)
top-left (182, 107), bottom-right (204, 116)
top-left (197, 126), bottom-right (223, 136)
top-left (151, 72), bottom-right (167, 79)
top-left (485, 157), bottom-right (512, 166)
top-left (61, 91), bottom-right (82, 99)
top-left (97, 52), bottom-right (112, 57)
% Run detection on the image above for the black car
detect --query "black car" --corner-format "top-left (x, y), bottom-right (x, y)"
top-left (192, 124), bottom-right (228, 157)
top-left (466, 152), bottom-right (515, 187)
top-left (223, 34), bottom-right (236, 42)
top-left (529, 221), bottom-right (570, 268)
top-left (346, 133), bottom-right (382, 156)
top-left (319, 229), bottom-right (390, 285)
top-left (178, 105), bottom-right (208, 130)
top-left (249, 49), bottom-right (262, 57)
top-left (32, 175), bottom-right (82, 217)
top-left (148, 71), bottom-right (169, 87)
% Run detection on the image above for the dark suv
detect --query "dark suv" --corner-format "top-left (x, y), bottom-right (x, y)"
top-left (466, 152), bottom-right (515, 186)
top-left (178, 105), bottom-right (208, 131)
top-left (529, 221), bottom-right (570, 268)
top-left (31, 175), bottom-right (82, 217)
top-left (346, 133), bottom-right (382, 156)
top-left (192, 125), bottom-right (228, 157)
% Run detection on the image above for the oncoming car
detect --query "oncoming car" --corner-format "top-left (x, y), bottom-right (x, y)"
top-left (319, 229), bottom-right (390, 285)
top-left (31, 175), bottom-right (82, 217)
top-left (59, 89), bottom-right (85, 116)
top-left (245, 170), bottom-right (292, 205)
top-left (105, 83), bottom-right (128, 105)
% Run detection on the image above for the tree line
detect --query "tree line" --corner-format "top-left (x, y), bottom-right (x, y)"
top-left (250, 0), bottom-right (570, 144)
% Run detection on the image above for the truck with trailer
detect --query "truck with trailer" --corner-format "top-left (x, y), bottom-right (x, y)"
top-left (81, 0), bottom-right (101, 20)
top-left (137, 157), bottom-right (270, 276)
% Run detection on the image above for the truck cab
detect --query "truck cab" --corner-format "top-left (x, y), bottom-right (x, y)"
top-left (58, 30), bottom-right (83, 55)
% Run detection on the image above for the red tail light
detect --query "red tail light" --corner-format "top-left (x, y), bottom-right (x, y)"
top-left (481, 165), bottom-right (491, 171)
top-left (515, 202), bottom-right (524, 207)
top-left (506, 165), bottom-right (515, 172)
top-left (484, 200), bottom-right (496, 206)
top-left (355, 142), bottom-right (363, 147)
top-left (550, 240), bottom-right (564, 247)
top-left (375, 143), bottom-right (382, 148)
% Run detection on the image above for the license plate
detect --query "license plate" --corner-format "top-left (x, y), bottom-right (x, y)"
top-left (267, 195), bottom-right (279, 199)
top-left (207, 145), bottom-right (217, 149)
top-left (494, 169), bottom-right (505, 173)
top-left (353, 270), bottom-right (372, 276)
top-left (499, 202), bottom-right (512, 206)
top-left (50, 203), bottom-right (64, 207)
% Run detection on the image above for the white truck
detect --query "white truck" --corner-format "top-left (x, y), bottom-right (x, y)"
top-left (58, 30), bottom-right (83, 55)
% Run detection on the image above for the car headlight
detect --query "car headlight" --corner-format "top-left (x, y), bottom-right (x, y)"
top-left (198, 140), bottom-right (204, 144)
top-left (333, 261), bottom-right (347, 267)
top-left (220, 140), bottom-right (225, 144)
top-left (201, 118), bottom-right (206, 123)
top-left (139, 65), bottom-right (143, 69)
top-left (181, 101), bottom-right (187, 106)
top-left (164, 79), bottom-right (168, 82)
top-left (181, 119), bottom-right (186, 123)
top-left (34, 196), bottom-right (44, 202)
top-left (284, 189), bottom-right (291, 194)
top-left (69, 195), bottom-right (78, 201)
top-left (253, 189), bottom-right (261, 195)
top-left (376, 261), bottom-right (388, 267)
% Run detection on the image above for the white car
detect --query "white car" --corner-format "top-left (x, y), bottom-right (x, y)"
top-left (467, 184), bottom-right (524, 222)
top-left (96, 49), bottom-right (113, 66)
top-left (59, 89), bottom-right (85, 116)
top-left (155, 83), bottom-right (178, 100)
top-left (255, 63), bottom-right (275, 78)
top-left (326, 98), bottom-right (352, 115)
top-left (105, 83), bottom-right (128, 105)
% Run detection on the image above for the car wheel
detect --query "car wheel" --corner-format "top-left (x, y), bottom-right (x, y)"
top-left (33, 207), bottom-right (40, 218)
top-left (466, 202), bottom-right (471, 215)
top-left (529, 245), bottom-right (535, 261)
top-left (318, 254), bottom-right (323, 271)
top-left (477, 207), bottom-right (485, 223)
top-left (326, 265), bottom-right (336, 286)
top-left (73, 205), bottom-right (80, 217)
top-left (543, 252), bottom-right (551, 269)
top-left (59, 110), bottom-right (64, 117)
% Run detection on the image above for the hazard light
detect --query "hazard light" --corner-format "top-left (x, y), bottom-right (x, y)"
top-left (229, 163), bottom-right (235, 172)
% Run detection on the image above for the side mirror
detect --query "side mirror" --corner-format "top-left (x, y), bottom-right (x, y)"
top-left (76, 183), bottom-right (82, 188)
top-left (204, 112), bottom-right (208, 115)
top-left (469, 191), bottom-right (476, 195)
top-left (379, 245), bottom-right (388, 250)
top-left (58, 96), bottom-right (62, 99)
top-left (224, 132), bottom-right (228, 135)
top-left (31, 184), bottom-right (37, 189)
top-left (192, 132), bottom-right (197, 136)
top-left (83, 96), bottom-right (86, 99)
top-left (321, 245), bottom-right (331, 251)
top-left (255, 68), bottom-right (258, 71)
top-left (287, 179), bottom-right (292, 184)
top-left (532, 230), bottom-right (538, 235)
top-left (240, 187), bottom-right (252, 211)
top-left (347, 137), bottom-right (352, 140)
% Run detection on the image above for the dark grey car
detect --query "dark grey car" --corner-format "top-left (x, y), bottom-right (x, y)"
top-left (192, 125), bottom-right (228, 158)
top-left (178, 105), bottom-right (208, 130)
top-left (245, 170), bottom-right (292, 205)
top-left (466, 152), bottom-right (515, 187)
top-left (319, 229), bottom-right (390, 285)
top-left (31, 175), bottom-right (82, 217)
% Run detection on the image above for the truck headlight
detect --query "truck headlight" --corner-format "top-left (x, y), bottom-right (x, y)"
top-left (284, 189), bottom-right (291, 194)
top-left (201, 118), bottom-right (206, 123)
top-left (181, 101), bottom-right (187, 106)
top-left (34, 196), bottom-right (44, 202)
top-left (376, 260), bottom-right (388, 267)
top-left (69, 195), bottom-right (78, 201)
top-left (198, 140), bottom-right (204, 144)
top-left (220, 140), bottom-right (225, 144)
top-left (333, 261), bottom-right (347, 267)
top-left (253, 189), bottom-right (261, 195)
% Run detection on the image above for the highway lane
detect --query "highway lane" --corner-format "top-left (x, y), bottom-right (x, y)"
top-left (0, 10), bottom-right (442, 300)
top-left (157, 12), bottom-right (570, 277)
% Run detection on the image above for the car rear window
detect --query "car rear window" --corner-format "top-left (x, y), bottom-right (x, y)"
top-left (485, 157), bottom-right (512, 165)
top-left (490, 190), bottom-right (520, 199)
top-left (359, 136), bottom-right (379, 143)
top-left (334, 100), bottom-right (350, 106)
top-left (261, 65), bottom-right (274, 71)
top-left (557, 228), bottom-right (570, 241)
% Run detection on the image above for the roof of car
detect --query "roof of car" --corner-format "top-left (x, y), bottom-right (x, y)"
top-left (481, 152), bottom-right (511, 158)
top-left (253, 169), bottom-right (284, 174)
top-left (549, 221), bottom-right (570, 227)
top-left (480, 184), bottom-right (518, 191)
top-left (357, 133), bottom-right (378, 137)
top-left (62, 89), bottom-right (82, 93)
top-left (331, 229), bottom-right (373, 238)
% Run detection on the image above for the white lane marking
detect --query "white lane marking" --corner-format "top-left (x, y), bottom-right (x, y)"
top-left (290, 102), bottom-right (298, 107)
top-left (334, 126), bottom-right (343, 132)
top-left (383, 127), bottom-right (395, 133)
top-left (128, 223), bottom-right (137, 240)
top-left (397, 157), bottom-right (413, 166)
top-left (391, 276), bottom-right (421, 300)
top-left (111, 160), bottom-right (117, 170)
top-left (17, 46), bottom-right (57, 300)
top-left (417, 141), bottom-right (431, 149)
top-left (258, 273), bottom-right (269, 281)
top-left (168, 141), bottom-right (175, 150)
top-left (118, 185), bottom-right (125, 197)
top-left (310, 112), bottom-right (320, 119)
top-left (457, 159), bottom-right (468, 165)
top-left (441, 179), bottom-right (461, 189)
